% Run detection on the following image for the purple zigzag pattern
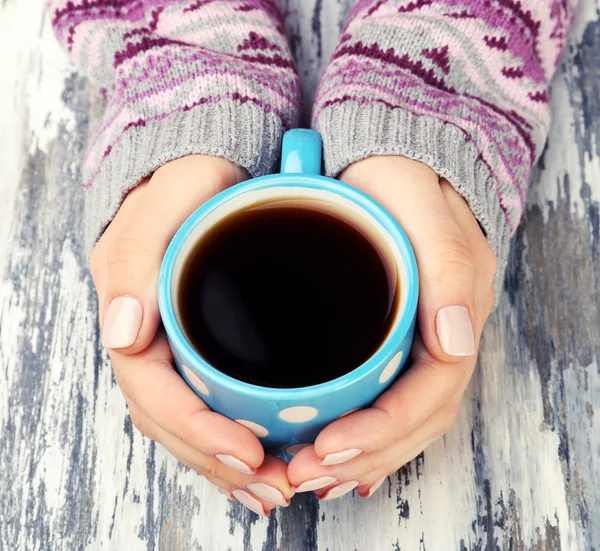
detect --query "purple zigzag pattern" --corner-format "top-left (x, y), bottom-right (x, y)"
top-left (114, 36), bottom-right (190, 67)
top-left (83, 51), bottom-right (298, 162)
top-left (421, 45), bottom-right (450, 74)
top-left (237, 31), bottom-right (282, 52)
top-left (313, 0), bottom-right (579, 240)
top-left (48, 0), bottom-right (300, 195)
top-left (332, 41), bottom-right (455, 93)
top-left (84, 92), bottom-right (286, 189)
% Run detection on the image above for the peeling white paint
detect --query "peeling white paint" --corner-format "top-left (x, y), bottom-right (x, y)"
top-left (1, 0), bottom-right (598, 550)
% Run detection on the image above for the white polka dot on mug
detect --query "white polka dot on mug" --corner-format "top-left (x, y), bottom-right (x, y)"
top-left (159, 130), bottom-right (418, 459)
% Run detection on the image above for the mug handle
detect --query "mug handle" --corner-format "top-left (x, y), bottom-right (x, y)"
top-left (280, 129), bottom-right (323, 176)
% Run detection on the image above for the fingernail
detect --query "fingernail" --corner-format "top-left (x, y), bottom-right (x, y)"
top-left (292, 476), bottom-right (337, 493)
top-left (215, 454), bottom-right (256, 475)
top-left (436, 305), bottom-right (476, 357)
top-left (319, 448), bottom-right (362, 466)
top-left (232, 489), bottom-right (268, 516)
top-left (362, 476), bottom-right (386, 498)
top-left (318, 480), bottom-right (359, 501)
top-left (102, 296), bottom-right (143, 349)
top-left (218, 488), bottom-right (235, 501)
top-left (247, 483), bottom-right (290, 507)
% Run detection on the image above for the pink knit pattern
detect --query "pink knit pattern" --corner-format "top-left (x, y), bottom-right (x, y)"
top-left (313, 0), bottom-right (579, 233)
top-left (49, 0), bottom-right (300, 186)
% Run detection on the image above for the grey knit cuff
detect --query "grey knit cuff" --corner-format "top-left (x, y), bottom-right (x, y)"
top-left (84, 100), bottom-right (283, 254)
top-left (314, 101), bottom-right (511, 298)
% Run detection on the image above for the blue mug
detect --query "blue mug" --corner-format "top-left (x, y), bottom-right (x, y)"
top-left (158, 129), bottom-right (418, 461)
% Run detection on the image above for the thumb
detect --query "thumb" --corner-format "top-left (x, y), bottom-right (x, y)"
top-left (101, 155), bottom-right (246, 353)
top-left (340, 156), bottom-right (476, 363)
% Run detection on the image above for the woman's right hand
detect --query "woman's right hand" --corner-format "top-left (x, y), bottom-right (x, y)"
top-left (90, 155), bottom-right (294, 516)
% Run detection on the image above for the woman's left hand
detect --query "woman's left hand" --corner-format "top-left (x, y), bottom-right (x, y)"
top-left (287, 155), bottom-right (497, 500)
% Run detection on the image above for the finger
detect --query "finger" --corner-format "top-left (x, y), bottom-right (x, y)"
top-left (312, 332), bottom-right (473, 460)
top-left (341, 156), bottom-right (477, 361)
top-left (127, 403), bottom-right (291, 514)
top-left (354, 437), bottom-right (437, 498)
top-left (101, 155), bottom-right (246, 353)
top-left (440, 179), bottom-right (496, 321)
top-left (131, 406), bottom-right (287, 515)
top-left (290, 403), bottom-right (456, 499)
top-left (110, 330), bottom-right (265, 474)
top-left (356, 475), bottom-right (389, 499)
top-left (293, 435), bottom-right (436, 501)
top-left (311, 183), bottom-right (494, 462)
top-left (178, 459), bottom-right (275, 516)
top-left (291, 402), bottom-right (453, 487)
top-left (177, 459), bottom-right (238, 503)
top-left (90, 181), bottom-right (148, 317)
top-left (201, 455), bottom-right (293, 510)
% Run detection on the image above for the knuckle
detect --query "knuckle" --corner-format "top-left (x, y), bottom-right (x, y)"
top-left (106, 233), bottom-right (152, 269)
top-left (451, 360), bottom-right (470, 390)
top-left (178, 409), bottom-right (204, 449)
top-left (421, 355), bottom-right (465, 395)
top-left (178, 428), bottom-right (195, 449)
top-left (433, 237), bottom-right (474, 283)
top-left (179, 459), bottom-right (197, 473)
top-left (486, 288), bottom-right (495, 312)
top-left (379, 392), bottom-right (415, 429)
top-left (114, 365), bottom-right (134, 396)
top-left (89, 246), bottom-right (103, 283)
top-left (203, 459), bottom-right (221, 480)
top-left (436, 406), bottom-right (459, 437)
top-left (481, 287), bottom-right (496, 322)
top-left (89, 245), bottom-right (100, 270)
top-left (364, 458), bottom-right (381, 477)
top-left (130, 411), bottom-right (152, 439)
top-left (481, 245), bottom-right (497, 285)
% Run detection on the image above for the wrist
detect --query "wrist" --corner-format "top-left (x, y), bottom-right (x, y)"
top-left (154, 155), bottom-right (249, 190)
top-left (340, 155), bottom-right (439, 193)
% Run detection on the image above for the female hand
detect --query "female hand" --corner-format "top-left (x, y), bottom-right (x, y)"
top-left (287, 155), bottom-right (496, 500)
top-left (90, 155), bottom-right (294, 516)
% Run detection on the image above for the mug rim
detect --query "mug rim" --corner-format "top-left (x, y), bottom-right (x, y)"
top-left (158, 173), bottom-right (418, 401)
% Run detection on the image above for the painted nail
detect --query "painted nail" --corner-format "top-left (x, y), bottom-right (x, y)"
top-left (319, 480), bottom-right (359, 501)
top-left (292, 476), bottom-right (338, 493)
top-left (247, 483), bottom-right (289, 507)
top-left (319, 448), bottom-right (362, 466)
top-left (102, 296), bottom-right (143, 349)
top-left (436, 305), bottom-right (476, 357)
top-left (363, 476), bottom-right (386, 498)
top-left (215, 454), bottom-right (256, 475)
top-left (232, 489), bottom-right (268, 516)
top-left (218, 488), bottom-right (235, 501)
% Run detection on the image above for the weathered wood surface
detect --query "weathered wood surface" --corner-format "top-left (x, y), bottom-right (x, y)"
top-left (0, 0), bottom-right (598, 549)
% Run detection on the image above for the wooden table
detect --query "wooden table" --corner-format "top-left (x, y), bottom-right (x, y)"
top-left (1, 1), bottom-right (598, 549)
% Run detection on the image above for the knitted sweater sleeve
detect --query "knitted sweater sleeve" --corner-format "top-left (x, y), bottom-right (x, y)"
top-left (49, 0), bottom-right (300, 250)
top-left (312, 0), bottom-right (579, 287)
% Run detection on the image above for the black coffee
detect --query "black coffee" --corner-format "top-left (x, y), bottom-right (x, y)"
top-left (178, 204), bottom-right (398, 388)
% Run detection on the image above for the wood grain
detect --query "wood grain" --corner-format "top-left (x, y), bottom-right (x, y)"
top-left (0, 1), bottom-right (598, 549)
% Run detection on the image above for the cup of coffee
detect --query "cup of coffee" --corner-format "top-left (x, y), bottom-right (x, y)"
top-left (158, 129), bottom-right (418, 460)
